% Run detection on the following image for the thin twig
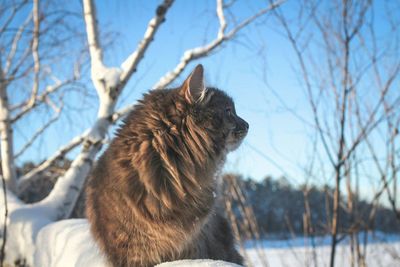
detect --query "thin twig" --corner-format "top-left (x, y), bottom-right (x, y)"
top-left (4, 13), bottom-right (32, 75)
top-left (14, 112), bottom-right (61, 159)
top-left (0, 0), bottom-right (28, 39)
top-left (10, 79), bottom-right (72, 123)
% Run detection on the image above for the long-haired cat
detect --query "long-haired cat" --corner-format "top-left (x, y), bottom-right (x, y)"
top-left (86, 64), bottom-right (249, 267)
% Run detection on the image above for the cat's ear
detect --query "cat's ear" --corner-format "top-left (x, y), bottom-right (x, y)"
top-left (181, 64), bottom-right (207, 104)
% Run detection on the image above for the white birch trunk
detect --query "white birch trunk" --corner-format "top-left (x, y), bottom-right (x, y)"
top-left (0, 82), bottom-right (16, 192)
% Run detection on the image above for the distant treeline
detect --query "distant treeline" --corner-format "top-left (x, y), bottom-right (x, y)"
top-left (17, 160), bottom-right (400, 235)
top-left (225, 174), bottom-right (400, 237)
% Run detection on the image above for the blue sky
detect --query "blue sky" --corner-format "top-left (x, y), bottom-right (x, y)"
top-left (10, 0), bottom-right (308, 181)
top-left (10, 0), bottom-right (400, 203)
top-left (90, 0), bottom-right (312, 183)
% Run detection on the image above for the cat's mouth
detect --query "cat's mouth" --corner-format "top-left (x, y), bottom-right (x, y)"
top-left (225, 129), bottom-right (248, 151)
top-left (234, 129), bottom-right (248, 139)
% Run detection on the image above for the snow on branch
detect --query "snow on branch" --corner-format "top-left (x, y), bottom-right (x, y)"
top-left (17, 131), bottom-right (87, 192)
top-left (119, 0), bottom-right (174, 88)
top-left (34, 0), bottom-right (176, 219)
top-left (39, 138), bottom-right (102, 219)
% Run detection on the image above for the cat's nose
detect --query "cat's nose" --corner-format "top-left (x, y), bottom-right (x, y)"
top-left (240, 120), bottom-right (249, 132)
top-left (236, 116), bottom-right (249, 132)
top-left (244, 121), bottom-right (249, 131)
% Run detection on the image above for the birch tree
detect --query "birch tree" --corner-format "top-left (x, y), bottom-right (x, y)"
top-left (0, 0), bottom-right (284, 265)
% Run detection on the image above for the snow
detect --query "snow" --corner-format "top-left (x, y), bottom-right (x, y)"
top-left (0, 142), bottom-right (102, 266)
top-left (246, 242), bottom-right (400, 267)
top-left (6, 205), bottom-right (53, 265)
top-left (157, 260), bottom-right (242, 267)
top-left (244, 232), bottom-right (400, 249)
top-left (33, 219), bottom-right (241, 267)
top-left (7, 217), bottom-right (400, 267)
top-left (0, 190), bottom-right (41, 265)
top-left (102, 67), bottom-right (122, 90)
top-left (0, 189), bottom-right (23, 228)
top-left (34, 219), bottom-right (110, 267)
top-left (245, 235), bottom-right (400, 267)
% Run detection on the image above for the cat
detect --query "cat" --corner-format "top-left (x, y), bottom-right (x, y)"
top-left (85, 64), bottom-right (249, 267)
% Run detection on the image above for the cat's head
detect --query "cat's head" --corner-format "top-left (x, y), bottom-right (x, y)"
top-left (179, 64), bottom-right (249, 154)
top-left (121, 64), bottom-right (248, 169)
top-left (116, 65), bottom-right (249, 217)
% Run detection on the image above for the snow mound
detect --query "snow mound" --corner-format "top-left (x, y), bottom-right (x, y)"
top-left (34, 219), bottom-right (110, 267)
top-left (157, 260), bottom-right (242, 267)
top-left (34, 219), bottom-right (243, 267)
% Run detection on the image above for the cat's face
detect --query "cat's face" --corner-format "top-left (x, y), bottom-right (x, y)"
top-left (180, 65), bottom-right (249, 153)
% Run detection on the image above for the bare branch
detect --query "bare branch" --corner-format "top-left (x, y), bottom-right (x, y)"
top-left (4, 13), bottom-right (32, 75)
top-left (29, 0), bottom-right (41, 110)
top-left (5, 45), bottom-right (31, 83)
top-left (119, 0), bottom-right (174, 88)
top-left (216, 0), bottom-right (227, 39)
top-left (225, 0), bottom-right (284, 38)
top-left (341, 63), bottom-right (400, 164)
top-left (10, 79), bottom-right (72, 123)
top-left (14, 111), bottom-right (61, 159)
top-left (0, 0), bottom-right (28, 39)
top-left (152, 0), bottom-right (285, 90)
top-left (272, 3), bottom-right (336, 167)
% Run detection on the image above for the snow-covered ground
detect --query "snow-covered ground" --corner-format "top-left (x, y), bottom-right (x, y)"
top-left (246, 243), bottom-right (400, 267)
top-left (244, 234), bottom-right (400, 267)
top-left (21, 219), bottom-right (400, 267)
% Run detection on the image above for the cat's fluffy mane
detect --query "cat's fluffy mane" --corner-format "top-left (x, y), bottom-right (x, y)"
top-left (86, 65), bottom-right (245, 267)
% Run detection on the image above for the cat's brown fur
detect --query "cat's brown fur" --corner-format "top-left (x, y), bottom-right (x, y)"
top-left (86, 65), bottom-right (248, 267)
